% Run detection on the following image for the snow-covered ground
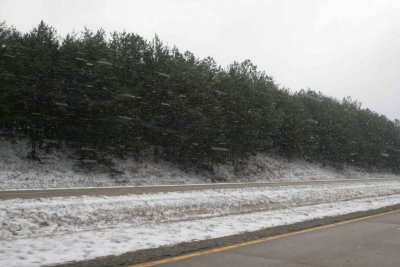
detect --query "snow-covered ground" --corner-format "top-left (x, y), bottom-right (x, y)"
top-left (1, 139), bottom-right (400, 189)
top-left (2, 139), bottom-right (400, 266)
top-left (1, 180), bottom-right (400, 266)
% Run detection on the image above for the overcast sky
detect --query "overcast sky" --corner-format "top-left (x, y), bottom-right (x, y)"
top-left (1, 0), bottom-right (400, 119)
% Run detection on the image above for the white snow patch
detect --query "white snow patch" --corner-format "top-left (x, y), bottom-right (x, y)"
top-left (0, 140), bottom-right (208, 189)
top-left (0, 180), bottom-right (400, 266)
top-left (1, 140), bottom-right (399, 189)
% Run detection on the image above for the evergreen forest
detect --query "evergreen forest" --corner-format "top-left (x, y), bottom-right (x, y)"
top-left (1, 21), bottom-right (400, 173)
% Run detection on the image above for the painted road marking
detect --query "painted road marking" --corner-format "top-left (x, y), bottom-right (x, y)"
top-left (131, 209), bottom-right (400, 267)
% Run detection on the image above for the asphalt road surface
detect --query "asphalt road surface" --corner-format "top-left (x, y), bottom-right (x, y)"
top-left (139, 210), bottom-right (400, 267)
top-left (0, 178), bottom-right (394, 200)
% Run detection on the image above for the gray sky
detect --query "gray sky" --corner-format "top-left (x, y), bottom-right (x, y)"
top-left (1, 0), bottom-right (400, 119)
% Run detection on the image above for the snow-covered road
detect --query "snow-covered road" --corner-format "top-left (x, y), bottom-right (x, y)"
top-left (1, 180), bottom-right (400, 267)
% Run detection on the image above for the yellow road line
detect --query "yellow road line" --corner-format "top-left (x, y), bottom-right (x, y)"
top-left (131, 209), bottom-right (400, 267)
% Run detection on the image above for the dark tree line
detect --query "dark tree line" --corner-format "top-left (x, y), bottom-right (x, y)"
top-left (1, 21), bottom-right (400, 173)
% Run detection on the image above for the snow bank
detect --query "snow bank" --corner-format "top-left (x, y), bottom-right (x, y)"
top-left (1, 180), bottom-right (400, 266)
top-left (1, 139), bottom-right (399, 189)
top-left (2, 180), bottom-right (400, 239)
top-left (2, 196), bottom-right (399, 267)
top-left (0, 140), bottom-right (207, 189)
